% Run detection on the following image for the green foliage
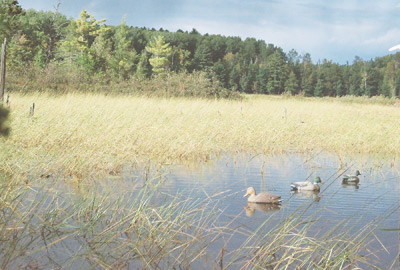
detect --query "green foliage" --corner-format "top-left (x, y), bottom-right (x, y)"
top-left (18, 9), bottom-right (69, 66)
top-left (284, 70), bottom-right (299, 95)
top-left (4, 4), bottom-right (400, 98)
top-left (266, 51), bottom-right (286, 94)
top-left (0, 0), bottom-right (23, 40)
top-left (109, 17), bottom-right (137, 79)
top-left (145, 35), bottom-right (172, 75)
top-left (135, 51), bottom-right (151, 79)
top-left (75, 10), bottom-right (109, 51)
top-left (194, 39), bottom-right (213, 70)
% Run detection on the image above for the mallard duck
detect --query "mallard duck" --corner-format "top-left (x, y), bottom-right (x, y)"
top-left (342, 170), bottom-right (361, 184)
top-left (291, 176), bottom-right (323, 192)
top-left (243, 187), bottom-right (282, 204)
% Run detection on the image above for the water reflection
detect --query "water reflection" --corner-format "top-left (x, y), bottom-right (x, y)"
top-left (4, 153), bottom-right (399, 269)
top-left (244, 202), bottom-right (281, 216)
top-left (291, 190), bottom-right (321, 202)
top-left (341, 183), bottom-right (360, 189)
top-left (163, 153), bottom-right (400, 269)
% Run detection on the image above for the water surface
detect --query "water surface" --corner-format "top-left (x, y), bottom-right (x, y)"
top-left (151, 153), bottom-right (400, 269)
top-left (3, 152), bottom-right (399, 269)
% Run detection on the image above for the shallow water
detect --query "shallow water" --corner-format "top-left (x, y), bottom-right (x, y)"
top-left (3, 152), bottom-right (400, 269)
top-left (151, 153), bottom-right (400, 269)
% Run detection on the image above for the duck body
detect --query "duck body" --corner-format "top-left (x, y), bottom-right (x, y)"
top-left (342, 170), bottom-right (361, 184)
top-left (243, 187), bottom-right (282, 204)
top-left (291, 176), bottom-right (322, 192)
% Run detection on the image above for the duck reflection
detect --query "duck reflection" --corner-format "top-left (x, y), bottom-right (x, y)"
top-left (244, 202), bottom-right (281, 217)
top-left (291, 190), bottom-right (321, 202)
top-left (341, 183), bottom-right (360, 190)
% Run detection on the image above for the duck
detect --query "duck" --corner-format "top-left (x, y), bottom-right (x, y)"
top-left (243, 187), bottom-right (282, 204)
top-left (290, 176), bottom-right (323, 192)
top-left (342, 170), bottom-right (361, 184)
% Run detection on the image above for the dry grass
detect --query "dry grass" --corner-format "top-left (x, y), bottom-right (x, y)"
top-left (1, 93), bottom-right (400, 179)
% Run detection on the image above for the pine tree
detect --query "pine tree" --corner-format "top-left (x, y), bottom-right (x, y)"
top-left (145, 35), bottom-right (172, 76)
top-left (110, 17), bottom-right (137, 79)
top-left (284, 70), bottom-right (299, 95)
top-left (314, 78), bottom-right (325, 97)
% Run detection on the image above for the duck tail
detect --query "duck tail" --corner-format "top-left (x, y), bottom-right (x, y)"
top-left (290, 184), bottom-right (298, 191)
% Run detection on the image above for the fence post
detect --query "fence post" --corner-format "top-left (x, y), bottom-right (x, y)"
top-left (0, 38), bottom-right (6, 103)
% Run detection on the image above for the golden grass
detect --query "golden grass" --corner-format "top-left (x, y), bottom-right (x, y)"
top-left (2, 93), bottom-right (400, 178)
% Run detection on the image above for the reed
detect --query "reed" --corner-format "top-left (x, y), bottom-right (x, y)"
top-left (0, 174), bottom-right (226, 269)
top-left (0, 173), bottom-right (394, 269)
top-left (1, 93), bottom-right (399, 179)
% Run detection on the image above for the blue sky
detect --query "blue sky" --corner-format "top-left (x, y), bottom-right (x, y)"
top-left (19, 0), bottom-right (400, 64)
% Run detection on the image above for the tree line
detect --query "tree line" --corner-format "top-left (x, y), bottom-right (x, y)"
top-left (1, 0), bottom-right (400, 97)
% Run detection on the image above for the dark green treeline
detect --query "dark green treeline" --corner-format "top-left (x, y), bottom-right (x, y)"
top-left (2, 0), bottom-right (400, 97)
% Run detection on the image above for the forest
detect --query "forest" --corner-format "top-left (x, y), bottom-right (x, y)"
top-left (1, 0), bottom-right (400, 98)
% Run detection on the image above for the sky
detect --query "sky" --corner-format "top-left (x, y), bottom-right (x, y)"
top-left (18, 0), bottom-right (400, 64)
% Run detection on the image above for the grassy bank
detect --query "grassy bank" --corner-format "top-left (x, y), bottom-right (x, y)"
top-left (1, 93), bottom-right (400, 178)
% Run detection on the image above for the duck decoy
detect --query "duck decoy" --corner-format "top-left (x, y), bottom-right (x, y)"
top-left (243, 187), bottom-right (282, 204)
top-left (342, 170), bottom-right (361, 184)
top-left (291, 176), bottom-right (323, 192)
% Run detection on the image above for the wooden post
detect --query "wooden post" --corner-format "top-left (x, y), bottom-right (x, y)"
top-left (0, 38), bottom-right (6, 102)
top-left (29, 103), bottom-right (35, 117)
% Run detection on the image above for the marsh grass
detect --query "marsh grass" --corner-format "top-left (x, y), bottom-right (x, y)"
top-left (0, 174), bottom-right (228, 269)
top-left (1, 91), bottom-right (399, 269)
top-left (1, 93), bottom-right (400, 179)
top-left (224, 195), bottom-right (397, 270)
top-left (0, 171), bottom-right (396, 270)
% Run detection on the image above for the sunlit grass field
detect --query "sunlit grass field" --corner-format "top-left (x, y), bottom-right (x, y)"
top-left (1, 93), bottom-right (400, 179)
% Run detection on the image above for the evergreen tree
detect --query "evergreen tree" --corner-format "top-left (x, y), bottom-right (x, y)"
top-left (256, 65), bottom-right (268, 94)
top-left (266, 51), bottom-right (286, 94)
top-left (0, 0), bottom-right (23, 40)
top-left (284, 70), bottom-right (299, 95)
top-left (135, 51), bottom-right (151, 79)
top-left (383, 62), bottom-right (397, 97)
top-left (110, 17), bottom-right (137, 79)
top-left (58, 10), bottom-right (109, 74)
top-left (194, 39), bottom-right (213, 70)
top-left (314, 78), bottom-right (325, 97)
top-left (145, 35), bottom-right (172, 75)
top-left (335, 80), bottom-right (345, 96)
top-left (228, 63), bottom-right (241, 91)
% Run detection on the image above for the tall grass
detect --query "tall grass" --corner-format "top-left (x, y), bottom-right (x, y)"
top-left (1, 93), bottom-right (400, 179)
top-left (0, 174), bottom-right (225, 269)
top-left (227, 204), bottom-right (391, 270)
top-left (0, 172), bottom-right (395, 269)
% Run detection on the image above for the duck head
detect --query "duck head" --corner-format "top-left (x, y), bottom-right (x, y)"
top-left (243, 187), bottom-right (256, 197)
top-left (314, 176), bottom-right (323, 184)
top-left (355, 170), bottom-right (361, 176)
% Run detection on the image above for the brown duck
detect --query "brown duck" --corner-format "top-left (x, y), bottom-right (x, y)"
top-left (243, 187), bottom-right (282, 204)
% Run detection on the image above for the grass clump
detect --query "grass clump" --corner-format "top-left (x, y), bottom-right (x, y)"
top-left (0, 176), bottom-right (222, 269)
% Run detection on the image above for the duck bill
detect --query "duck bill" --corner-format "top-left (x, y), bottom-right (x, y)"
top-left (243, 191), bottom-right (249, 198)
